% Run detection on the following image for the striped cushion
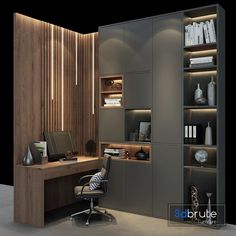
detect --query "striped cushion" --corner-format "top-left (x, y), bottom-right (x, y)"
top-left (89, 172), bottom-right (103, 190)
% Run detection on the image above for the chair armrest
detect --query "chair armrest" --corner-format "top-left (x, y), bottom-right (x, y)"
top-left (80, 180), bottom-right (108, 195)
top-left (78, 175), bottom-right (93, 185)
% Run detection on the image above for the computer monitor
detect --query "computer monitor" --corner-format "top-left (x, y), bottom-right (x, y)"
top-left (44, 131), bottom-right (78, 162)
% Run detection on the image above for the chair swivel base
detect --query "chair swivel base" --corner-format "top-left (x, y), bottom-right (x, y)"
top-left (70, 199), bottom-right (111, 226)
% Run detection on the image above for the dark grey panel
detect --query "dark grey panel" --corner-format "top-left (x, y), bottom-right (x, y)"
top-left (152, 13), bottom-right (183, 144)
top-left (124, 162), bottom-right (152, 215)
top-left (217, 6), bottom-right (225, 224)
top-left (152, 143), bottom-right (183, 218)
top-left (99, 24), bottom-right (124, 75)
top-left (123, 18), bottom-right (152, 72)
top-left (100, 160), bottom-right (125, 209)
top-left (124, 72), bottom-right (152, 109)
top-left (99, 109), bottom-right (124, 141)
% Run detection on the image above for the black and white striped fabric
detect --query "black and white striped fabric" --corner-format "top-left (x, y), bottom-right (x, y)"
top-left (89, 171), bottom-right (103, 190)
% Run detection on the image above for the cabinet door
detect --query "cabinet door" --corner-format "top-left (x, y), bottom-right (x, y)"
top-left (152, 13), bottom-right (183, 144)
top-left (124, 72), bottom-right (152, 109)
top-left (123, 19), bottom-right (152, 72)
top-left (100, 160), bottom-right (125, 209)
top-left (99, 24), bottom-right (124, 75)
top-left (124, 162), bottom-right (152, 216)
top-left (99, 109), bottom-right (124, 141)
top-left (152, 143), bottom-right (183, 218)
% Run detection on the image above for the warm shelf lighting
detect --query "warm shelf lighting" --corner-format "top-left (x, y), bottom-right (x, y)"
top-left (92, 33), bottom-right (95, 115)
top-left (51, 25), bottom-right (54, 100)
top-left (189, 108), bottom-right (217, 112)
top-left (190, 49), bottom-right (217, 56)
top-left (75, 33), bottom-right (78, 86)
top-left (108, 94), bottom-right (122, 98)
top-left (129, 109), bottom-right (151, 113)
top-left (190, 14), bottom-right (217, 22)
top-left (188, 71), bottom-right (217, 76)
top-left (61, 28), bottom-right (64, 131)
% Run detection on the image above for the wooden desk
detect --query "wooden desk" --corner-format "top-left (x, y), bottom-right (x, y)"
top-left (14, 156), bottom-right (99, 227)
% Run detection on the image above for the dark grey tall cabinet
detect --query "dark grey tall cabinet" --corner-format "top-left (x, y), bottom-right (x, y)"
top-left (98, 4), bottom-right (225, 225)
top-left (152, 13), bottom-right (183, 218)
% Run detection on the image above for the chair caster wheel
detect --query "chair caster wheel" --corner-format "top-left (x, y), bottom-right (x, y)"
top-left (70, 217), bottom-right (74, 221)
top-left (86, 221), bottom-right (89, 226)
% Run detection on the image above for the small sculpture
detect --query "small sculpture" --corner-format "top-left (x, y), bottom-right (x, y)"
top-left (22, 145), bottom-right (34, 166)
top-left (191, 185), bottom-right (200, 222)
top-left (195, 149), bottom-right (208, 166)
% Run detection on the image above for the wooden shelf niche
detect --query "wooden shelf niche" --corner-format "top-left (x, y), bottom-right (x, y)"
top-left (100, 75), bottom-right (123, 108)
top-left (99, 142), bottom-right (151, 163)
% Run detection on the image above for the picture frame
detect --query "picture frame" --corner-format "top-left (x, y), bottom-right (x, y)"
top-left (138, 121), bottom-right (151, 142)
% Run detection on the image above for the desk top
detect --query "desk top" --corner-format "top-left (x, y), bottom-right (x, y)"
top-left (17, 156), bottom-right (99, 170)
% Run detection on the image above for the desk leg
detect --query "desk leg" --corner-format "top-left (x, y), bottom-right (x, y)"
top-left (14, 167), bottom-right (44, 227)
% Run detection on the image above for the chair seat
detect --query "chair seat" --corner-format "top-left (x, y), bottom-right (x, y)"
top-left (74, 186), bottom-right (105, 198)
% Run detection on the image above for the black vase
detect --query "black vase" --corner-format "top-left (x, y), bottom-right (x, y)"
top-left (135, 147), bottom-right (148, 160)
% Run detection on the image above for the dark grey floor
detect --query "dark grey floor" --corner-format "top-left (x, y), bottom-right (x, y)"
top-left (1, 185), bottom-right (236, 236)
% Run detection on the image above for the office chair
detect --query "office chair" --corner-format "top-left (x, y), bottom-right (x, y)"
top-left (70, 155), bottom-right (111, 225)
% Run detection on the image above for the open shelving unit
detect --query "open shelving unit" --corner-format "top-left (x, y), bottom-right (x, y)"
top-left (99, 74), bottom-right (123, 108)
top-left (183, 5), bottom-right (225, 226)
top-left (99, 141), bottom-right (151, 163)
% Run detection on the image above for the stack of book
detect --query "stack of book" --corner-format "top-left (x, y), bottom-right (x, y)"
top-left (189, 56), bottom-right (214, 68)
top-left (104, 98), bottom-right (122, 107)
top-left (104, 148), bottom-right (126, 158)
top-left (185, 19), bottom-right (216, 46)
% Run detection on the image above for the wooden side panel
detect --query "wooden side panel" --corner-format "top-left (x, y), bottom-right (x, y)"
top-left (14, 166), bottom-right (44, 227)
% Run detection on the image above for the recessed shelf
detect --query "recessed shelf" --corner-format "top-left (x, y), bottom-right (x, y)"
top-left (184, 165), bottom-right (216, 173)
top-left (184, 105), bottom-right (217, 109)
top-left (99, 106), bottom-right (123, 109)
top-left (100, 142), bottom-right (151, 163)
top-left (184, 43), bottom-right (217, 52)
top-left (100, 75), bottom-right (123, 108)
top-left (111, 157), bottom-right (151, 164)
top-left (101, 91), bottom-right (122, 94)
top-left (184, 65), bottom-right (217, 72)
top-left (184, 144), bottom-right (217, 148)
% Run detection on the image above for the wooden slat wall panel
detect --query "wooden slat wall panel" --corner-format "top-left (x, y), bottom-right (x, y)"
top-left (14, 13), bottom-right (99, 168)
top-left (14, 14), bottom-right (43, 166)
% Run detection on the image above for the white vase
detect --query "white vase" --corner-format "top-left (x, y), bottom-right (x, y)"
top-left (194, 83), bottom-right (203, 101)
top-left (206, 192), bottom-right (213, 225)
top-left (205, 122), bottom-right (213, 145)
top-left (208, 76), bottom-right (216, 106)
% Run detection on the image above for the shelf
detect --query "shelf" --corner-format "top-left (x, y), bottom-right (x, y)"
top-left (184, 165), bottom-right (217, 173)
top-left (184, 43), bottom-right (217, 52)
top-left (184, 105), bottom-right (217, 109)
top-left (111, 157), bottom-right (151, 164)
top-left (184, 144), bottom-right (217, 148)
top-left (100, 106), bottom-right (123, 109)
top-left (101, 90), bottom-right (122, 94)
top-left (184, 65), bottom-right (217, 72)
top-left (123, 141), bottom-right (151, 145)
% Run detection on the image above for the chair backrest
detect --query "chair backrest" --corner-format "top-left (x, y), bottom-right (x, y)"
top-left (100, 155), bottom-right (111, 193)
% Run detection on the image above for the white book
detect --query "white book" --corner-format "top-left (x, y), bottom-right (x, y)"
top-left (210, 19), bottom-right (216, 42)
top-left (193, 22), bottom-right (197, 45)
top-left (185, 25), bottom-right (189, 46)
top-left (203, 23), bottom-right (210, 43)
top-left (199, 22), bottom-right (204, 44)
top-left (206, 20), bottom-right (214, 43)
